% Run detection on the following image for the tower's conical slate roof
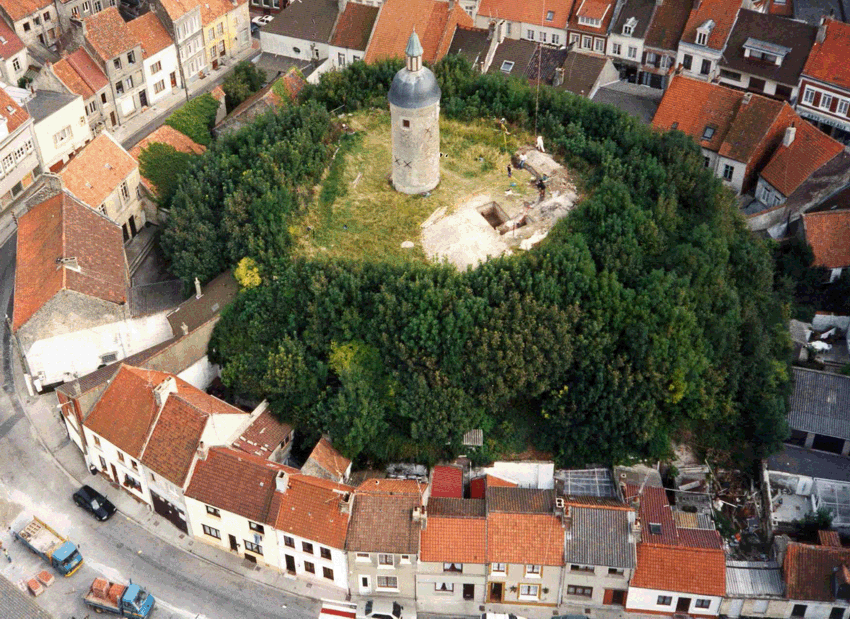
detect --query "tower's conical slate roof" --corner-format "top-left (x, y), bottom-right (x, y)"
top-left (405, 31), bottom-right (423, 58)
top-left (388, 31), bottom-right (441, 109)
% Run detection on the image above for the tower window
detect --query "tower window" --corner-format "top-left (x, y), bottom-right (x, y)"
top-left (402, 119), bottom-right (410, 128)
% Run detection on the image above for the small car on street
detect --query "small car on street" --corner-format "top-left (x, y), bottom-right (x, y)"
top-left (73, 485), bottom-right (117, 521)
top-left (356, 600), bottom-right (415, 619)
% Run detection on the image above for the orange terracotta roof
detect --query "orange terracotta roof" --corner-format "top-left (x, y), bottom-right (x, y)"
top-left (420, 516), bottom-right (487, 563)
top-left (803, 209), bottom-right (850, 269)
top-left (278, 68), bottom-right (306, 101)
top-left (274, 475), bottom-right (353, 549)
top-left (718, 95), bottom-right (788, 164)
top-left (761, 120), bottom-right (844, 198)
top-left (568, 0), bottom-right (615, 33)
top-left (158, 0), bottom-right (199, 20)
top-left (577, 0), bottom-right (610, 21)
top-left (53, 49), bottom-right (109, 100)
top-left (478, 0), bottom-right (573, 29)
top-left (85, 7), bottom-right (138, 62)
top-left (127, 12), bottom-right (173, 59)
top-left (305, 437), bottom-right (351, 480)
top-left (624, 484), bottom-right (723, 549)
top-left (680, 0), bottom-right (742, 51)
top-left (330, 2), bottom-right (379, 51)
top-left (60, 133), bottom-right (138, 209)
top-left (470, 474), bottom-right (517, 498)
top-left (487, 512), bottom-right (564, 565)
top-left (129, 125), bottom-right (205, 195)
top-left (0, 0), bottom-right (52, 21)
top-left (0, 86), bottom-right (29, 134)
top-left (768, 0), bottom-right (793, 16)
top-left (356, 478), bottom-right (426, 495)
top-left (803, 18), bottom-right (850, 91)
top-left (231, 409), bottom-right (292, 459)
top-left (365, 0), bottom-right (473, 64)
top-left (140, 396), bottom-right (209, 486)
top-left (818, 530), bottom-right (841, 547)
top-left (645, 0), bottom-right (694, 52)
top-left (629, 543), bottom-right (726, 597)
top-left (13, 192), bottom-right (127, 331)
top-left (186, 447), bottom-right (297, 524)
top-left (784, 542), bottom-right (850, 601)
top-left (0, 20), bottom-right (24, 57)
top-left (200, 0), bottom-right (242, 27)
top-left (210, 85), bottom-right (225, 101)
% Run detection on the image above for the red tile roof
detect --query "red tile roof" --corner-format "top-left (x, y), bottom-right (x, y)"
top-left (803, 209), bottom-right (850, 269)
top-left (420, 516), bottom-right (487, 563)
top-left (84, 365), bottom-right (243, 458)
top-left (13, 192), bottom-right (127, 331)
top-left (624, 484), bottom-right (723, 549)
top-left (680, 0), bottom-right (743, 50)
top-left (60, 132), bottom-right (138, 209)
top-left (355, 478), bottom-right (426, 495)
top-left (718, 95), bottom-right (789, 166)
top-left (364, 0), bottom-right (473, 64)
top-left (487, 512), bottom-right (565, 565)
top-left (304, 437), bottom-right (351, 480)
top-left (53, 49), bottom-right (109, 100)
top-left (784, 542), bottom-right (850, 601)
top-left (158, 0), bottom-right (198, 20)
top-left (231, 409), bottom-right (292, 459)
top-left (199, 0), bottom-right (245, 27)
top-left (768, 0), bottom-right (793, 16)
top-left (818, 530), bottom-right (841, 547)
top-left (478, 0), bottom-right (573, 29)
top-left (568, 0), bottom-right (615, 33)
top-left (274, 474), bottom-right (353, 549)
top-left (629, 543), bottom-right (726, 597)
top-left (0, 20), bottom-right (24, 58)
top-left (140, 396), bottom-right (208, 486)
top-left (803, 18), bottom-right (850, 91)
top-left (0, 85), bottom-right (29, 134)
top-left (760, 120), bottom-right (844, 198)
top-left (0, 0), bottom-right (52, 21)
top-left (330, 2), bottom-right (379, 51)
top-left (469, 474), bottom-right (517, 499)
top-left (85, 7), bottom-right (138, 62)
top-left (126, 12), bottom-right (173, 59)
top-left (431, 465), bottom-right (463, 499)
top-left (186, 447), bottom-right (297, 524)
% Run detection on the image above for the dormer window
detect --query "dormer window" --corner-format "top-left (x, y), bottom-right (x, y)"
top-left (742, 38), bottom-right (789, 67)
top-left (696, 19), bottom-right (714, 46)
top-left (701, 126), bottom-right (715, 140)
top-left (579, 15), bottom-right (602, 27)
top-left (546, 10), bottom-right (554, 21)
top-left (623, 17), bottom-right (637, 36)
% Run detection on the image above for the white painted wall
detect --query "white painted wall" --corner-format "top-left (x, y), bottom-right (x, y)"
top-left (259, 31), bottom-right (328, 62)
top-left (177, 356), bottom-right (219, 390)
top-left (32, 95), bottom-right (92, 169)
top-left (276, 529), bottom-right (349, 590)
top-left (83, 427), bottom-right (150, 505)
top-left (608, 33), bottom-right (645, 64)
top-left (627, 586), bottom-right (722, 615)
top-left (676, 43), bottom-right (721, 81)
top-left (143, 43), bottom-right (181, 105)
top-left (0, 48), bottom-right (29, 85)
top-left (328, 45), bottom-right (366, 70)
top-left (26, 311), bottom-right (173, 387)
top-left (478, 461), bottom-right (555, 488)
top-left (200, 411), bottom-right (252, 447)
top-left (185, 495), bottom-right (281, 569)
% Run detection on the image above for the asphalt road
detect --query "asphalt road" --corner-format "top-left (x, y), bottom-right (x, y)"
top-left (0, 233), bottom-right (319, 619)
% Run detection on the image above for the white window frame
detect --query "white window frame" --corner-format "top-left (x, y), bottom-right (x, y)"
top-left (519, 584), bottom-right (540, 599)
top-left (491, 562), bottom-right (506, 574)
top-left (838, 99), bottom-right (849, 116)
top-left (378, 553), bottom-right (394, 567)
top-left (595, 38), bottom-right (604, 52)
top-left (552, 34), bottom-right (560, 45)
top-left (628, 46), bottom-right (637, 59)
top-left (527, 30), bottom-right (534, 40)
top-left (723, 164), bottom-right (734, 181)
top-left (525, 564), bottom-right (542, 577)
top-left (582, 35), bottom-right (592, 49)
top-left (821, 93), bottom-right (834, 110)
top-left (612, 43), bottom-right (621, 55)
top-left (376, 575), bottom-right (398, 590)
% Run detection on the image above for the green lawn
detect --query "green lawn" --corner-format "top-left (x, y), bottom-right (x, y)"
top-left (293, 110), bottom-right (537, 262)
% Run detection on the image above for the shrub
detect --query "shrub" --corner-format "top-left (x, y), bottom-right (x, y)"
top-left (165, 93), bottom-right (220, 146)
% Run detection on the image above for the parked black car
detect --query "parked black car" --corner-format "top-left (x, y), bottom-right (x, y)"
top-left (73, 485), bottom-right (117, 521)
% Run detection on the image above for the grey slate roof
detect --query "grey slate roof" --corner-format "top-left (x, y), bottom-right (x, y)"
top-left (388, 64), bottom-right (441, 109)
top-left (25, 91), bottom-right (80, 123)
top-left (556, 50), bottom-right (612, 97)
top-left (487, 38), bottom-right (537, 77)
top-left (428, 497), bottom-right (486, 517)
top-left (725, 561), bottom-right (784, 598)
top-left (720, 10), bottom-right (817, 87)
top-left (611, 0), bottom-right (658, 40)
top-left (346, 493), bottom-right (421, 554)
top-left (486, 487), bottom-right (556, 513)
top-left (562, 506), bottom-right (636, 569)
top-left (264, 0), bottom-right (338, 43)
top-left (767, 444), bottom-right (850, 483)
top-left (0, 575), bottom-right (55, 619)
top-left (788, 367), bottom-right (850, 441)
top-left (448, 27), bottom-right (490, 67)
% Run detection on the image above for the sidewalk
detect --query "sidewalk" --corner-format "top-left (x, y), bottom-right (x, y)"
top-left (114, 39), bottom-right (261, 149)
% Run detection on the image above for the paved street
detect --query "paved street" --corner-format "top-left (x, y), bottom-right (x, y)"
top-left (0, 233), bottom-right (321, 619)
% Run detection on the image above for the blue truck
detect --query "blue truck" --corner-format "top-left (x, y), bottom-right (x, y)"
top-left (84, 578), bottom-right (156, 618)
top-left (12, 514), bottom-right (84, 576)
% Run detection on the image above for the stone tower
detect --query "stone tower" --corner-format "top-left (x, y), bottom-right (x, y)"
top-left (388, 31), bottom-right (441, 194)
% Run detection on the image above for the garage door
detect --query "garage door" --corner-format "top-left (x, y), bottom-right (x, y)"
top-left (151, 490), bottom-right (188, 533)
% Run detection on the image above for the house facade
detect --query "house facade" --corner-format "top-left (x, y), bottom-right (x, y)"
top-left (151, 0), bottom-right (207, 86)
top-left (34, 49), bottom-right (118, 132)
top-left (0, 0), bottom-right (59, 50)
top-left (474, 0), bottom-right (572, 46)
top-left (0, 87), bottom-right (40, 208)
top-left (796, 18), bottom-right (850, 142)
top-left (782, 541), bottom-right (850, 619)
top-left (82, 8), bottom-right (148, 123)
top-left (346, 480), bottom-right (426, 599)
top-left (0, 21), bottom-right (28, 86)
top-left (567, 0), bottom-right (616, 55)
top-left (200, 0), bottom-right (250, 71)
top-left (639, 0), bottom-right (693, 89)
top-left (606, 0), bottom-right (656, 82)
top-left (55, 0), bottom-right (117, 32)
top-left (25, 90), bottom-right (92, 170)
top-left (127, 12), bottom-right (183, 107)
top-left (327, 1), bottom-right (379, 69)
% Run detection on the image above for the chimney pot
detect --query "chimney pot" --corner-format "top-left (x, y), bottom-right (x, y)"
top-left (783, 126), bottom-right (796, 147)
top-left (194, 277), bottom-right (202, 299)
top-left (180, 322), bottom-right (189, 336)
